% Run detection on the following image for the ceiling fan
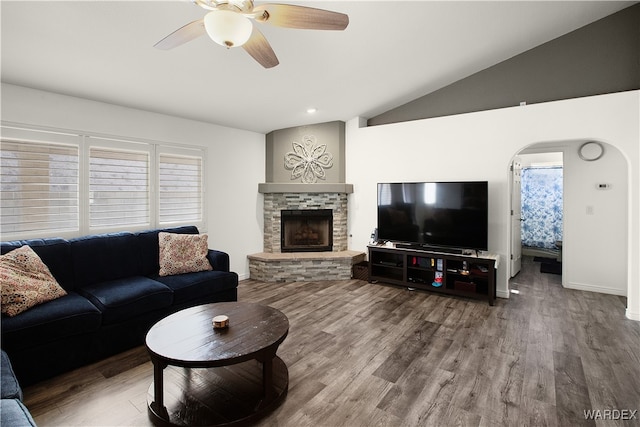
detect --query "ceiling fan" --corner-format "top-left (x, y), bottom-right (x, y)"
top-left (154, 0), bottom-right (349, 68)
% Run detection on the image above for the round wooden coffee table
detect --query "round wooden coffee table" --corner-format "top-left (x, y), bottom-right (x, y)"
top-left (145, 302), bottom-right (289, 426)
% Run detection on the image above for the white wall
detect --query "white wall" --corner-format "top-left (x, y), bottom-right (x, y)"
top-left (346, 90), bottom-right (639, 320)
top-left (563, 141), bottom-right (628, 296)
top-left (1, 83), bottom-right (265, 279)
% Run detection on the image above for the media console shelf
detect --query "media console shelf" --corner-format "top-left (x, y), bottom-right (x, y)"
top-left (368, 244), bottom-right (498, 305)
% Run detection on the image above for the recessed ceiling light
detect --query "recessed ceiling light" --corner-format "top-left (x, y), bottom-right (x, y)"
top-left (306, 107), bottom-right (317, 114)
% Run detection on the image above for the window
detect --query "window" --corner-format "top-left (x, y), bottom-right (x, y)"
top-left (1, 125), bottom-right (206, 240)
top-left (89, 146), bottom-right (150, 228)
top-left (159, 153), bottom-right (202, 225)
top-left (0, 140), bottom-right (79, 236)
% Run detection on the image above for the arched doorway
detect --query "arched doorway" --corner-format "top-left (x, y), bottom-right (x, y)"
top-left (508, 140), bottom-right (628, 298)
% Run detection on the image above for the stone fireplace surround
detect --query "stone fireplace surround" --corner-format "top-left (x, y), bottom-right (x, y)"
top-left (248, 189), bottom-right (365, 282)
top-left (263, 192), bottom-right (347, 253)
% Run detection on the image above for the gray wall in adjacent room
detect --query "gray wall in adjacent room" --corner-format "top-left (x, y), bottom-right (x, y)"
top-left (367, 3), bottom-right (640, 127)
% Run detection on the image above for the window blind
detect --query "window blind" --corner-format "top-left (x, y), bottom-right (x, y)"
top-left (89, 147), bottom-right (149, 228)
top-left (2, 125), bottom-right (205, 238)
top-left (159, 153), bottom-right (202, 224)
top-left (0, 141), bottom-right (79, 235)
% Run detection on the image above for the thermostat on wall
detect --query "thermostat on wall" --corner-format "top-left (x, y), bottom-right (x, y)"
top-left (596, 183), bottom-right (611, 189)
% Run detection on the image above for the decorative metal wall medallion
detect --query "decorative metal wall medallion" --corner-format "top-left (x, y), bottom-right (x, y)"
top-left (284, 135), bottom-right (333, 183)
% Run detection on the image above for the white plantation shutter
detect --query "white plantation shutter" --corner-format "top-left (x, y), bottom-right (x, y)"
top-left (1, 125), bottom-right (206, 238)
top-left (0, 141), bottom-right (79, 235)
top-left (89, 147), bottom-right (149, 228)
top-left (159, 153), bottom-right (202, 224)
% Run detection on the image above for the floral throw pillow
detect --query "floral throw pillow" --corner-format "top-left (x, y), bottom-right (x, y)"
top-left (158, 232), bottom-right (213, 277)
top-left (0, 245), bottom-right (67, 317)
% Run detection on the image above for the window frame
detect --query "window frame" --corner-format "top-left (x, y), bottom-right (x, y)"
top-left (1, 123), bottom-right (207, 240)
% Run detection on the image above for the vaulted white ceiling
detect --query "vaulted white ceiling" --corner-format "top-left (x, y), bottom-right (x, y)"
top-left (1, 1), bottom-right (633, 133)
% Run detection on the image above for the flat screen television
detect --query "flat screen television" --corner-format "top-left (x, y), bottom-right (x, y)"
top-left (377, 181), bottom-right (488, 251)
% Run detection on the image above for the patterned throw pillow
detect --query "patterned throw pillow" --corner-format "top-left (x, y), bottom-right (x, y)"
top-left (158, 232), bottom-right (213, 277)
top-left (0, 245), bottom-right (67, 317)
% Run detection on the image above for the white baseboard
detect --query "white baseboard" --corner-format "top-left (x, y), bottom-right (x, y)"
top-left (626, 308), bottom-right (640, 321)
top-left (564, 281), bottom-right (627, 296)
top-left (496, 289), bottom-right (510, 299)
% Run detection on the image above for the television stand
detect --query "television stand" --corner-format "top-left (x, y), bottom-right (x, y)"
top-left (368, 245), bottom-right (497, 305)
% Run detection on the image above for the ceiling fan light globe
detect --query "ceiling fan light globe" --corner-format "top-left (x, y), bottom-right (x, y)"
top-left (204, 10), bottom-right (253, 48)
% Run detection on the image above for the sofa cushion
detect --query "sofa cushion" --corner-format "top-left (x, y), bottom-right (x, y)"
top-left (136, 226), bottom-right (199, 276)
top-left (0, 398), bottom-right (36, 427)
top-left (69, 232), bottom-right (142, 287)
top-left (1, 292), bottom-right (101, 351)
top-left (1, 238), bottom-right (75, 290)
top-left (159, 232), bottom-right (212, 276)
top-left (1, 245), bottom-right (67, 317)
top-left (1, 350), bottom-right (22, 401)
top-left (153, 270), bottom-right (238, 305)
top-left (78, 277), bottom-right (173, 325)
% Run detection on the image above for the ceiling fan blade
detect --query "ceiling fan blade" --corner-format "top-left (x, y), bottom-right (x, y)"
top-left (253, 4), bottom-right (349, 30)
top-left (242, 27), bottom-right (279, 68)
top-left (154, 19), bottom-right (206, 50)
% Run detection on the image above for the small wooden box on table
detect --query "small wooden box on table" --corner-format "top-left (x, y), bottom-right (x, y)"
top-left (368, 244), bottom-right (498, 305)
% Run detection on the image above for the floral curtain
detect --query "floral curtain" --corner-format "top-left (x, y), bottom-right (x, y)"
top-left (521, 167), bottom-right (563, 249)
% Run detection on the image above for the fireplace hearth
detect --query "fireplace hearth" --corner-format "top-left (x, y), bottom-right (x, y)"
top-left (281, 209), bottom-right (332, 252)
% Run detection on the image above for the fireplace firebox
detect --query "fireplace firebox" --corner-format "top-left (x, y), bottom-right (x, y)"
top-left (281, 209), bottom-right (333, 252)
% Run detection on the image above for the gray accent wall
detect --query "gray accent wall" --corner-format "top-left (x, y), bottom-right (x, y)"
top-left (265, 121), bottom-right (346, 183)
top-left (368, 3), bottom-right (640, 127)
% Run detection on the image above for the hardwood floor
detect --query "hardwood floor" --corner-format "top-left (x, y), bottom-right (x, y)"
top-left (24, 256), bottom-right (640, 426)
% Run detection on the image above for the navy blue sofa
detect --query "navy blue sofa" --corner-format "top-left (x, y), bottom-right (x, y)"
top-left (1, 226), bottom-right (238, 387)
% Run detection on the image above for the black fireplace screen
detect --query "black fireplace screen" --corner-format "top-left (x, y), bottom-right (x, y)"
top-left (281, 209), bottom-right (333, 252)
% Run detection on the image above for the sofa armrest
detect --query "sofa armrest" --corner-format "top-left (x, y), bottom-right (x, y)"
top-left (207, 250), bottom-right (230, 272)
top-left (1, 350), bottom-right (22, 401)
top-left (0, 399), bottom-right (36, 427)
